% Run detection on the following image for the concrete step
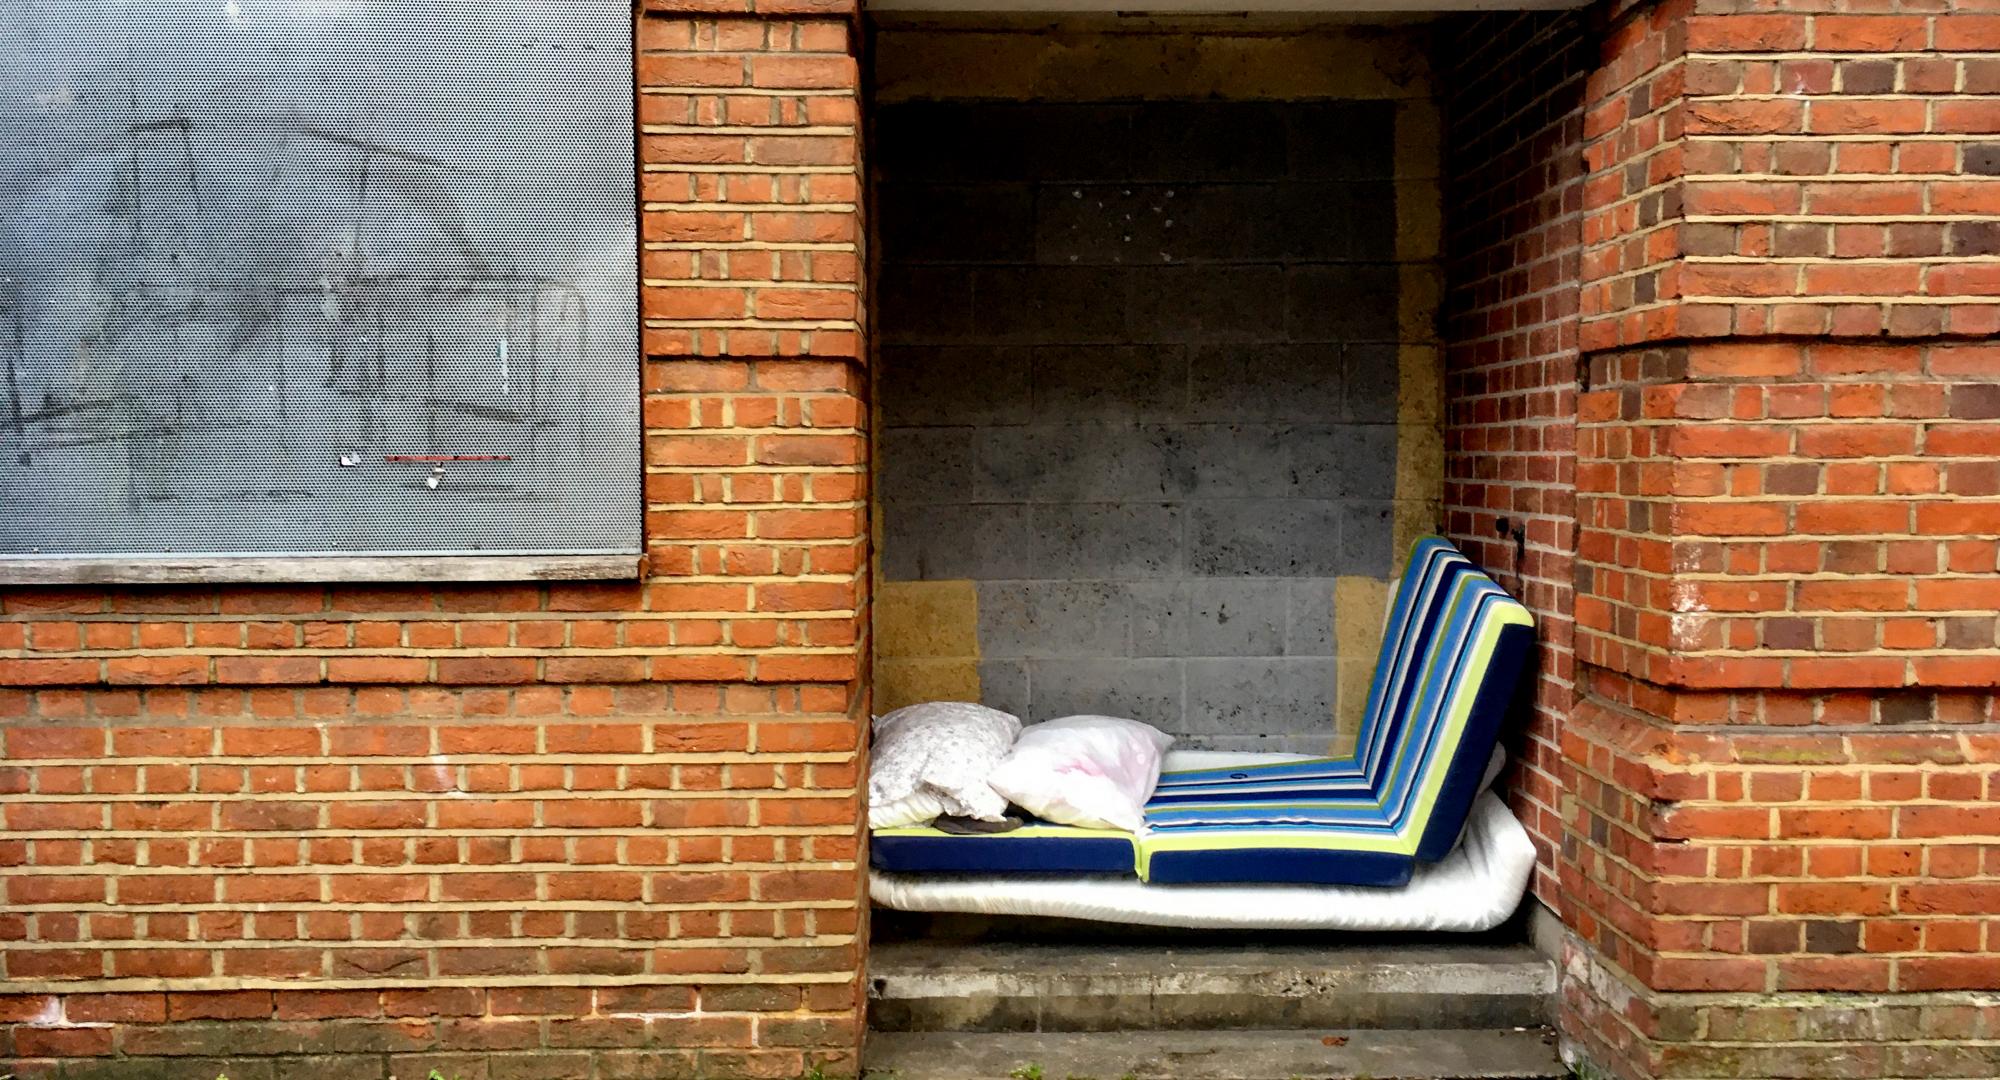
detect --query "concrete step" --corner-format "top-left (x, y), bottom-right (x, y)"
top-left (868, 941), bottom-right (1555, 1033)
top-left (862, 1027), bottom-right (1565, 1080)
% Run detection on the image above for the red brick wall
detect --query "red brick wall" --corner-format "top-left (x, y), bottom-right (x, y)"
top-left (1587, 0), bottom-right (2000, 348)
top-left (1441, 9), bottom-right (1591, 908)
top-left (1559, 1), bottom-right (2000, 1077)
top-left (0, 2), bottom-right (871, 1077)
top-left (1445, 2), bottom-right (2000, 1076)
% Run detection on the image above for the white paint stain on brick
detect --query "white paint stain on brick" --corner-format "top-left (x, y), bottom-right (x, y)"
top-left (1670, 580), bottom-right (1705, 613)
top-left (27, 998), bottom-right (110, 1029)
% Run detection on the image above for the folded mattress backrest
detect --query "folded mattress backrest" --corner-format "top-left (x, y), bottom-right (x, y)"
top-left (1353, 537), bottom-right (1476, 787)
top-left (1382, 567), bottom-right (1536, 861)
top-left (1146, 537), bottom-right (1474, 799)
top-left (1147, 537), bottom-right (1501, 799)
top-left (1143, 543), bottom-right (1535, 861)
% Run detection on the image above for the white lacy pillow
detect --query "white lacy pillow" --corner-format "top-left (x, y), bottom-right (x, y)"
top-left (986, 715), bottom-right (1174, 834)
top-left (868, 702), bottom-right (1022, 828)
top-left (869, 789), bottom-right (947, 831)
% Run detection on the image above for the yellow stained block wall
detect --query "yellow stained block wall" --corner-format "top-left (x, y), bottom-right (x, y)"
top-left (872, 580), bottom-right (981, 713)
top-left (1330, 575), bottom-right (1389, 754)
top-left (1395, 96), bottom-right (1446, 573)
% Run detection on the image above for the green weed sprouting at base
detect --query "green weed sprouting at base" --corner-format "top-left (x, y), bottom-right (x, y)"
top-left (1008, 1064), bottom-right (1046, 1080)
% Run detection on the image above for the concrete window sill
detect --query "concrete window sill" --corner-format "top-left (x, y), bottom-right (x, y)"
top-left (0, 554), bottom-right (644, 585)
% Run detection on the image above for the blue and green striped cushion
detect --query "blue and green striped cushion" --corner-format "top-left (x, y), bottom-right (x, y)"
top-left (1135, 554), bottom-right (1534, 884)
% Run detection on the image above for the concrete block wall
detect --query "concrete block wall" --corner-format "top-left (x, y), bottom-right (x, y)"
top-left (870, 20), bottom-right (1442, 752)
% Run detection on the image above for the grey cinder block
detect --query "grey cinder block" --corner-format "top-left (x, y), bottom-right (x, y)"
top-left (1183, 579), bottom-right (1291, 658)
top-left (1342, 343), bottom-right (1401, 422)
top-left (878, 428), bottom-right (979, 506)
top-left (875, 98), bottom-right (1410, 743)
top-left (976, 580), bottom-right (1136, 660)
top-left (1187, 499), bottom-right (1344, 577)
top-left (1187, 343), bottom-right (1347, 423)
top-left (974, 425), bottom-right (1173, 503)
top-left (974, 266), bottom-right (1130, 344)
top-left (1134, 102), bottom-right (1288, 182)
top-left (877, 266), bottom-right (977, 345)
top-left (1340, 501), bottom-right (1396, 576)
top-left (879, 346), bottom-right (1036, 429)
top-left (1285, 101), bottom-right (1397, 181)
top-left (1127, 265), bottom-right (1288, 344)
top-left (1285, 264), bottom-right (1401, 343)
top-left (1184, 657), bottom-right (1337, 736)
top-left (1285, 578), bottom-right (1338, 657)
top-left (1272, 182), bottom-right (1370, 262)
top-left (1155, 423), bottom-right (1293, 500)
top-left (1128, 581), bottom-right (1190, 658)
top-left (1127, 579), bottom-right (1294, 659)
top-left (977, 660), bottom-right (1031, 718)
top-left (1031, 346), bottom-right (1189, 424)
top-left (1037, 183), bottom-right (1302, 265)
top-left (1024, 657), bottom-right (1185, 728)
top-left (1016, 104), bottom-right (1144, 182)
top-left (1031, 503), bottom-right (1185, 579)
top-left (880, 504), bottom-right (1035, 581)
top-left (1333, 180), bottom-right (1399, 264)
top-left (1287, 424), bottom-right (1399, 500)
top-left (879, 182), bottom-right (1037, 264)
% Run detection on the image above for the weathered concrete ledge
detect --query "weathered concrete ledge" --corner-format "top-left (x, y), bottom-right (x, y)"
top-left (868, 940), bottom-right (1556, 1033)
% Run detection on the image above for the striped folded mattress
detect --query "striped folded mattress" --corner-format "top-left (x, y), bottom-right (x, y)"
top-left (869, 536), bottom-right (1535, 887)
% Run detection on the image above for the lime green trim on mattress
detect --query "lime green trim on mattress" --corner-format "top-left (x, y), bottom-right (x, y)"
top-left (1390, 592), bottom-right (1533, 850)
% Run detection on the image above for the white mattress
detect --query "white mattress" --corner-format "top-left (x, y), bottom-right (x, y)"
top-left (869, 749), bottom-right (1535, 932)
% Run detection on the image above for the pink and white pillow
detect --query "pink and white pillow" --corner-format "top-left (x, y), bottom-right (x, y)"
top-left (986, 715), bottom-right (1175, 834)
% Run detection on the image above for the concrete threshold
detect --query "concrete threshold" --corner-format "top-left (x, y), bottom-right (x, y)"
top-left (863, 1027), bottom-right (1566, 1080)
top-left (868, 940), bottom-right (1556, 1033)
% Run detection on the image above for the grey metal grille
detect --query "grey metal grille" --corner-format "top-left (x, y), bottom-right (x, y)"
top-left (0, 0), bottom-right (640, 560)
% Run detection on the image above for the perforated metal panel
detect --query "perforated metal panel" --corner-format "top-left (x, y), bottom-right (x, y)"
top-left (0, 0), bottom-right (640, 563)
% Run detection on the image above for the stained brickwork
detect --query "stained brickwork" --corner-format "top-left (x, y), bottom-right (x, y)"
top-left (0, 0), bottom-right (871, 1076)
